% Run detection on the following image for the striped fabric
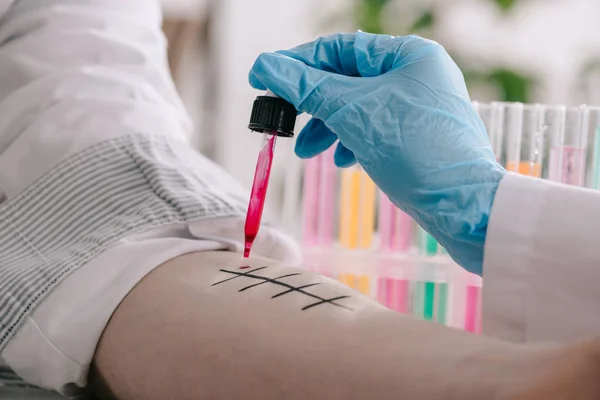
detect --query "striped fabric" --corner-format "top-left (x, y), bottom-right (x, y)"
top-left (0, 134), bottom-right (248, 351)
top-left (0, 361), bottom-right (32, 389)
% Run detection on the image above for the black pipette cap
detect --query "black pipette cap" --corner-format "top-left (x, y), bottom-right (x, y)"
top-left (248, 94), bottom-right (297, 138)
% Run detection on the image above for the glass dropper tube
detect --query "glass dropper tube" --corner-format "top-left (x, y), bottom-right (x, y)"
top-left (244, 132), bottom-right (277, 257)
top-left (244, 91), bottom-right (297, 258)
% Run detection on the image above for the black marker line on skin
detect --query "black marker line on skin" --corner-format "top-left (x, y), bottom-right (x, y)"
top-left (213, 268), bottom-right (354, 311)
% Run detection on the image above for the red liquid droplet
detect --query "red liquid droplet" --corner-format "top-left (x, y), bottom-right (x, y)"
top-left (243, 134), bottom-right (276, 259)
top-left (240, 266), bottom-right (251, 270)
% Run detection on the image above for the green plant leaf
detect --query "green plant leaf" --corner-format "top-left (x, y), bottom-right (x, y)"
top-left (488, 68), bottom-right (534, 103)
top-left (354, 0), bottom-right (392, 33)
top-left (493, 0), bottom-right (518, 12)
top-left (409, 10), bottom-right (435, 32)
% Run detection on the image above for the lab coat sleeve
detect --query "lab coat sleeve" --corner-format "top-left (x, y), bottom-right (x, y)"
top-left (0, 0), bottom-right (191, 198)
top-left (482, 172), bottom-right (600, 343)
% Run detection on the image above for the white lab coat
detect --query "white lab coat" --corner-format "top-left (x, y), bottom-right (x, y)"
top-left (483, 172), bottom-right (600, 343)
top-left (0, 0), bottom-right (598, 394)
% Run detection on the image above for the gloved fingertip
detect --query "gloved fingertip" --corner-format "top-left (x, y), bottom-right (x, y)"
top-left (295, 118), bottom-right (338, 159)
top-left (294, 148), bottom-right (313, 160)
top-left (295, 140), bottom-right (331, 159)
top-left (334, 142), bottom-right (357, 167)
top-left (294, 136), bottom-right (314, 159)
top-left (248, 71), bottom-right (267, 90)
top-left (334, 157), bottom-right (357, 168)
top-left (251, 52), bottom-right (284, 77)
top-left (249, 52), bottom-right (307, 108)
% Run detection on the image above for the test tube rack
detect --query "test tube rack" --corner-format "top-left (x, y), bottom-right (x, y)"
top-left (282, 101), bottom-right (600, 333)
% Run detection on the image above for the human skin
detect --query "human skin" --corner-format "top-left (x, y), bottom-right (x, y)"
top-left (90, 251), bottom-right (600, 400)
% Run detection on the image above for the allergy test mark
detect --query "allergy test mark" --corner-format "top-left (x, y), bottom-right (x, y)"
top-left (212, 267), bottom-right (353, 311)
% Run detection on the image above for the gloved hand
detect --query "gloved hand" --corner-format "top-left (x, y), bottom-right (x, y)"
top-left (249, 32), bottom-right (505, 275)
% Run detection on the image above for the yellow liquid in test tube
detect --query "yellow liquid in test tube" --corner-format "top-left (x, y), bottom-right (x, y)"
top-left (339, 168), bottom-right (376, 249)
top-left (505, 161), bottom-right (541, 177)
top-left (338, 274), bottom-right (370, 295)
top-left (357, 275), bottom-right (371, 295)
top-left (338, 274), bottom-right (357, 289)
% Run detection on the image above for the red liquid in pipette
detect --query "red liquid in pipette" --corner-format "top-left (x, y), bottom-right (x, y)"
top-left (244, 133), bottom-right (277, 258)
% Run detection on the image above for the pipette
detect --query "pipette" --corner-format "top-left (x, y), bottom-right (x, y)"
top-left (244, 91), bottom-right (297, 258)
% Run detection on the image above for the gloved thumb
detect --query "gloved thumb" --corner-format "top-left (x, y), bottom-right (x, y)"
top-left (249, 52), bottom-right (354, 121)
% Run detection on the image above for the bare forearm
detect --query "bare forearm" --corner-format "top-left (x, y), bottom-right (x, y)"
top-left (91, 251), bottom-right (594, 400)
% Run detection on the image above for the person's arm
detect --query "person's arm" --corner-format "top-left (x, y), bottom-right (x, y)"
top-left (90, 251), bottom-right (600, 400)
top-left (483, 173), bottom-right (600, 343)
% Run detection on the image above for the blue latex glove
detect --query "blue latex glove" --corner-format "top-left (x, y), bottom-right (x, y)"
top-left (249, 32), bottom-right (505, 275)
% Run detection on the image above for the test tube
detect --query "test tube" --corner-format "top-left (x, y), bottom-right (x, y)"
top-left (418, 226), bottom-right (440, 256)
top-left (410, 259), bottom-right (450, 325)
top-left (356, 275), bottom-right (371, 296)
top-left (301, 156), bottom-right (320, 246)
top-left (338, 271), bottom-right (371, 297)
top-left (339, 166), bottom-right (376, 249)
top-left (421, 281), bottom-right (448, 324)
top-left (410, 280), bottom-right (447, 324)
top-left (590, 107), bottom-right (600, 189)
top-left (318, 147), bottom-right (336, 245)
top-left (377, 276), bottom-right (410, 314)
top-left (489, 102), bottom-right (507, 162)
top-left (338, 273), bottom-right (357, 290)
top-left (475, 101), bottom-right (505, 164)
top-left (473, 101), bottom-right (493, 137)
top-left (464, 284), bottom-right (482, 334)
top-left (548, 106), bottom-right (589, 186)
top-left (504, 103), bottom-right (544, 177)
top-left (378, 192), bottom-right (413, 253)
top-left (281, 140), bottom-right (303, 238)
top-left (376, 257), bottom-right (410, 314)
top-left (301, 147), bottom-right (336, 246)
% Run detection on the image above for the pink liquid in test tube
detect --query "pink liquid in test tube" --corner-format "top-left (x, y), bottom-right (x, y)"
top-left (302, 147), bottom-right (336, 247)
top-left (379, 193), bottom-right (412, 252)
top-left (465, 285), bottom-right (482, 334)
top-left (377, 277), bottom-right (408, 313)
top-left (377, 277), bottom-right (396, 310)
top-left (392, 279), bottom-right (409, 314)
top-left (376, 277), bottom-right (388, 306)
top-left (301, 156), bottom-right (320, 246)
top-left (317, 147), bottom-right (336, 246)
top-left (548, 146), bottom-right (586, 186)
top-left (378, 194), bottom-right (393, 250)
top-left (244, 134), bottom-right (277, 258)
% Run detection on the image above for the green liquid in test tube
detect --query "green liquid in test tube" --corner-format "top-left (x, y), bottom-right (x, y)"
top-left (414, 281), bottom-right (448, 324)
top-left (411, 281), bottom-right (424, 319)
top-left (437, 283), bottom-right (448, 325)
top-left (423, 282), bottom-right (436, 321)
top-left (419, 227), bottom-right (438, 256)
top-left (593, 127), bottom-right (600, 190)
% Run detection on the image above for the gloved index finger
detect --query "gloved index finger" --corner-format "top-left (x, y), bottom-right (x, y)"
top-left (248, 52), bottom-right (358, 120)
top-left (276, 31), bottom-right (440, 78)
top-left (276, 33), bottom-right (360, 77)
top-left (248, 32), bottom-right (359, 92)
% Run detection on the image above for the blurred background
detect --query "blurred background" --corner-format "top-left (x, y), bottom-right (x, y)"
top-left (160, 0), bottom-right (600, 230)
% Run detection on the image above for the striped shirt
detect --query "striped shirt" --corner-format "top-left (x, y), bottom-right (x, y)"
top-left (0, 133), bottom-right (248, 352)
